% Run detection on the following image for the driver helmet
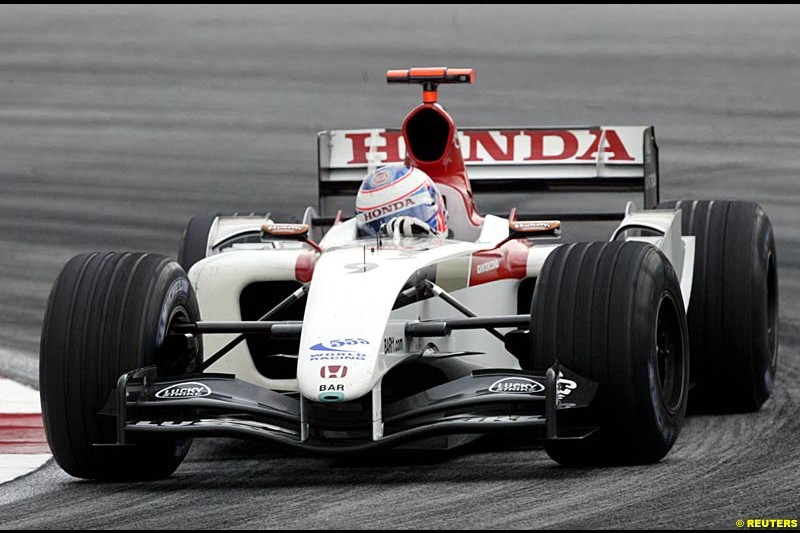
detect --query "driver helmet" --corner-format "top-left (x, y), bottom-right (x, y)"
top-left (355, 164), bottom-right (447, 237)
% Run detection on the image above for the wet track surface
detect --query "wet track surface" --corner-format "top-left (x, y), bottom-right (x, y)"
top-left (0, 5), bottom-right (798, 529)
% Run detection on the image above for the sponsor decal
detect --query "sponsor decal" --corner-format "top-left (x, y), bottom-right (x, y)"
top-left (488, 377), bottom-right (545, 394)
top-left (358, 198), bottom-right (416, 223)
top-left (310, 353), bottom-right (366, 362)
top-left (509, 220), bottom-right (561, 238)
top-left (476, 258), bottom-right (500, 275)
top-left (383, 336), bottom-right (404, 354)
top-left (513, 221), bottom-right (557, 230)
top-left (372, 169), bottom-right (392, 186)
top-left (311, 339), bottom-right (369, 351)
top-left (308, 339), bottom-right (369, 362)
top-left (463, 130), bottom-right (635, 162)
top-left (557, 372), bottom-right (577, 401)
top-left (341, 129), bottom-right (638, 167)
top-left (468, 244), bottom-right (529, 288)
top-left (262, 223), bottom-right (309, 237)
top-left (155, 382), bottom-right (211, 399)
top-left (345, 131), bottom-right (403, 165)
top-left (457, 415), bottom-right (542, 424)
top-left (132, 419), bottom-right (280, 430)
top-left (319, 384), bottom-right (344, 392)
top-left (320, 365), bottom-right (348, 379)
top-left (133, 420), bottom-right (199, 427)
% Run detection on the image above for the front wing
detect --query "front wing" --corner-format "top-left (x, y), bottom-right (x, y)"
top-left (101, 364), bottom-right (598, 453)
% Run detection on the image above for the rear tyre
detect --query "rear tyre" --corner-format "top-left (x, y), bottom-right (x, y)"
top-left (178, 211), bottom-right (297, 271)
top-left (527, 241), bottom-right (689, 466)
top-left (177, 214), bottom-right (218, 271)
top-left (40, 252), bottom-right (202, 480)
top-left (657, 200), bottom-right (778, 413)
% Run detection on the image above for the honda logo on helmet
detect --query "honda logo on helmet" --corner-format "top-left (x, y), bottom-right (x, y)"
top-left (359, 198), bottom-right (416, 222)
top-left (320, 365), bottom-right (349, 379)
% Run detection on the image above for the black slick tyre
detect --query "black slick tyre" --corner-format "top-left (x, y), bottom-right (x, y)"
top-left (528, 241), bottom-right (689, 466)
top-left (657, 200), bottom-right (778, 413)
top-left (40, 252), bottom-right (202, 480)
top-left (177, 214), bottom-right (218, 271)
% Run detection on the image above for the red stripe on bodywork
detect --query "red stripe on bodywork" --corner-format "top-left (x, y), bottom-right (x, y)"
top-left (0, 413), bottom-right (49, 454)
top-left (469, 240), bottom-right (530, 287)
top-left (295, 252), bottom-right (317, 283)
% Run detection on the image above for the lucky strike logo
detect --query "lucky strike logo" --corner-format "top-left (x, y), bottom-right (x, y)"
top-left (488, 377), bottom-right (545, 394)
top-left (155, 382), bottom-right (212, 399)
top-left (344, 129), bottom-right (635, 165)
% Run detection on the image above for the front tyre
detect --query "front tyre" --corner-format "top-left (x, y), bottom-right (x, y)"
top-left (528, 241), bottom-right (689, 466)
top-left (40, 252), bottom-right (202, 480)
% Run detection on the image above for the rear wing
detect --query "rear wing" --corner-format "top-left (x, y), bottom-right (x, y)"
top-left (317, 126), bottom-right (659, 219)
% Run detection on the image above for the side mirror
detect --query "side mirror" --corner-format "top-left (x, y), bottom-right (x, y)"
top-left (509, 219), bottom-right (561, 239)
top-left (507, 208), bottom-right (561, 239)
top-left (261, 223), bottom-right (322, 253)
top-left (261, 223), bottom-right (311, 241)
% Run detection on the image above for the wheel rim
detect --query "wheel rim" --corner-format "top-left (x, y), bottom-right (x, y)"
top-left (655, 292), bottom-right (686, 415)
top-left (158, 305), bottom-right (199, 375)
top-left (767, 250), bottom-right (778, 373)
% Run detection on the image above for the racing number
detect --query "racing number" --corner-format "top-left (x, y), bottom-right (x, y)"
top-left (329, 338), bottom-right (369, 348)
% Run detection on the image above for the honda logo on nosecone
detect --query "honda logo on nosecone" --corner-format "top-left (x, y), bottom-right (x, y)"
top-left (320, 365), bottom-right (349, 379)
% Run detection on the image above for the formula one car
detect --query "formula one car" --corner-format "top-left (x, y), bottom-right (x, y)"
top-left (40, 67), bottom-right (778, 480)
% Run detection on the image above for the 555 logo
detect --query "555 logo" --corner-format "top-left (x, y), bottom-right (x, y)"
top-left (311, 338), bottom-right (369, 351)
top-left (308, 338), bottom-right (370, 362)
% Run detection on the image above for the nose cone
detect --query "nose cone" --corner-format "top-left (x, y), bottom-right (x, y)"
top-left (299, 340), bottom-right (378, 403)
top-left (296, 246), bottom-right (403, 403)
top-left (295, 233), bottom-right (478, 403)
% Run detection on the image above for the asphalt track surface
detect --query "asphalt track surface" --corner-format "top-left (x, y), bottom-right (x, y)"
top-left (0, 5), bottom-right (798, 530)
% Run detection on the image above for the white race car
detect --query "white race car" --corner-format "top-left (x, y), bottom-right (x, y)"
top-left (39, 67), bottom-right (778, 480)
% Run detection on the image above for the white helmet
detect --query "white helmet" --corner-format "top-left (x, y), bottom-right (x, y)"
top-left (355, 165), bottom-right (447, 237)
